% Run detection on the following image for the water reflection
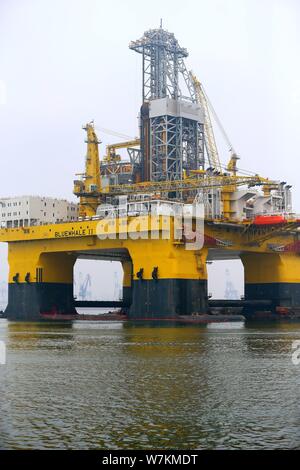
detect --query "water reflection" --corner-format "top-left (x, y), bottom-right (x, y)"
top-left (5, 322), bottom-right (75, 351)
top-left (0, 320), bottom-right (299, 449)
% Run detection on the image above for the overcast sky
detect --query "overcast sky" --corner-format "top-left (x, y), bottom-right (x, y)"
top-left (0, 0), bottom-right (299, 299)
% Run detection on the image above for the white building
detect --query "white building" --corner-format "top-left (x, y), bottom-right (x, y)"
top-left (0, 196), bottom-right (78, 228)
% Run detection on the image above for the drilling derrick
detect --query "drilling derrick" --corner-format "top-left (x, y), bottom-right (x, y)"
top-left (130, 27), bottom-right (204, 185)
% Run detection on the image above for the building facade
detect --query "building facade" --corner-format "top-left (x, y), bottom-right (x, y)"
top-left (0, 196), bottom-right (78, 228)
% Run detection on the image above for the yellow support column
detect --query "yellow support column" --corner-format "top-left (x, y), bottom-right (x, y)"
top-left (128, 239), bottom-right (208, 318)
top-left (221, 180), bottom-right (236, 220)
top-left (5, 242), bottom-right (77, 320)
top-left (241, 252), bottom-right (300, 311)
top-left (122, 259), bottom-right (133, 308)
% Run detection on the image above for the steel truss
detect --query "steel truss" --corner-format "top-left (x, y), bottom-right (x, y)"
top-left (130, 27), bottom-right (204, 185)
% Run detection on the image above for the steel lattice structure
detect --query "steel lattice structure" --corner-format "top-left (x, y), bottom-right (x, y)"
top-left (130, 27), bottom-right (204, 183)
top-left (129, 27), bottom-right (190, 101)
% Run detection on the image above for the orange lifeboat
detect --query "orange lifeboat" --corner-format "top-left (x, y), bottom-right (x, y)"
top-left (253, 215), bottom-right (286, 226)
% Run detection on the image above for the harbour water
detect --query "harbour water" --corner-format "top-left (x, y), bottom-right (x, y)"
top-left (0, 319), bottom-right (299, 449)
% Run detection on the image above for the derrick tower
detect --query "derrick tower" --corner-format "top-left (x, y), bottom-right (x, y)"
top-left (130, 27), bottom-right (204, 183)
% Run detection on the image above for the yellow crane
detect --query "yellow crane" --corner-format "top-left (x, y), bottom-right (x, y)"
top-left (190, 72), bottom-right (239, 175)
top-left (73, 122), bottom-right (101, 218)
top-left (190, 73), bottom-right (222, 173)
top-left (74, 124), bottom-right (279, 221)
top-left (190, 73), bottom-right (245, 217)
top-left (103, 138), bottom-right (140, 162)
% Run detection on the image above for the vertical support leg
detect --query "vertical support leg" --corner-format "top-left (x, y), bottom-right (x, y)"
top-left (5, 245), bottom-right (76, 320)
top-left (241, 252), bottom-right (300, 311)
top-left (128, 241), bottom-right (208, 319)
top-left (122, 259), bottom-right (133, 308)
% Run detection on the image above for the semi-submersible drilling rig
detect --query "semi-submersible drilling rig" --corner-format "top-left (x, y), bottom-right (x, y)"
top-left (1, 26), bottom-right (300, 320)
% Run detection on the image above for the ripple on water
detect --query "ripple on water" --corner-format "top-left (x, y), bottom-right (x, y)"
top-left (0, 320), bottom-right (300, 449)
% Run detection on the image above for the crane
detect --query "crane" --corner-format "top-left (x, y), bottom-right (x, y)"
top-left (94, 125), bottom-right (136, 141)
top-left (79, 274), bottom-right (92, 301)
top-left (104, 138), bottom-right (140, 162)
top-left (73, 122), bottom-right (102, 218)
top-left (190, 72), bottom-right (222, 173)
top-left (74, 123), bottom-right (282, 221)
top-left (190, 72), bottom-right (239, 175)
top-left (224, 269), bottom-right (240, 300)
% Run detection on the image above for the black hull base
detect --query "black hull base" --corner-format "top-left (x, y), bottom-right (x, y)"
top-left (245, 283), bottom-right (300, 309)
top-left (5, 279), bottom-right (208, 321)
top-left (128, 279), bottom-right (208, 319)
top-left (5, 283), bottom-right (76, 321)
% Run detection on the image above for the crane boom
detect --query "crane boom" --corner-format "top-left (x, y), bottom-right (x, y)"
top-left (73, 123), bottom-right (101, 217)
top-left (190, 73), bottom-right (222, 173)
top-left (94, 125), bottom-right (135, 141)
top-left (104, 139), bottom-right (140, 162)
top-left (203, 88), bottom-right (236, 156)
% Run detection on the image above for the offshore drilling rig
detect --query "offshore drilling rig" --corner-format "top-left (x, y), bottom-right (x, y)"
top-left (1, 26), bottom-right (300, 321)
